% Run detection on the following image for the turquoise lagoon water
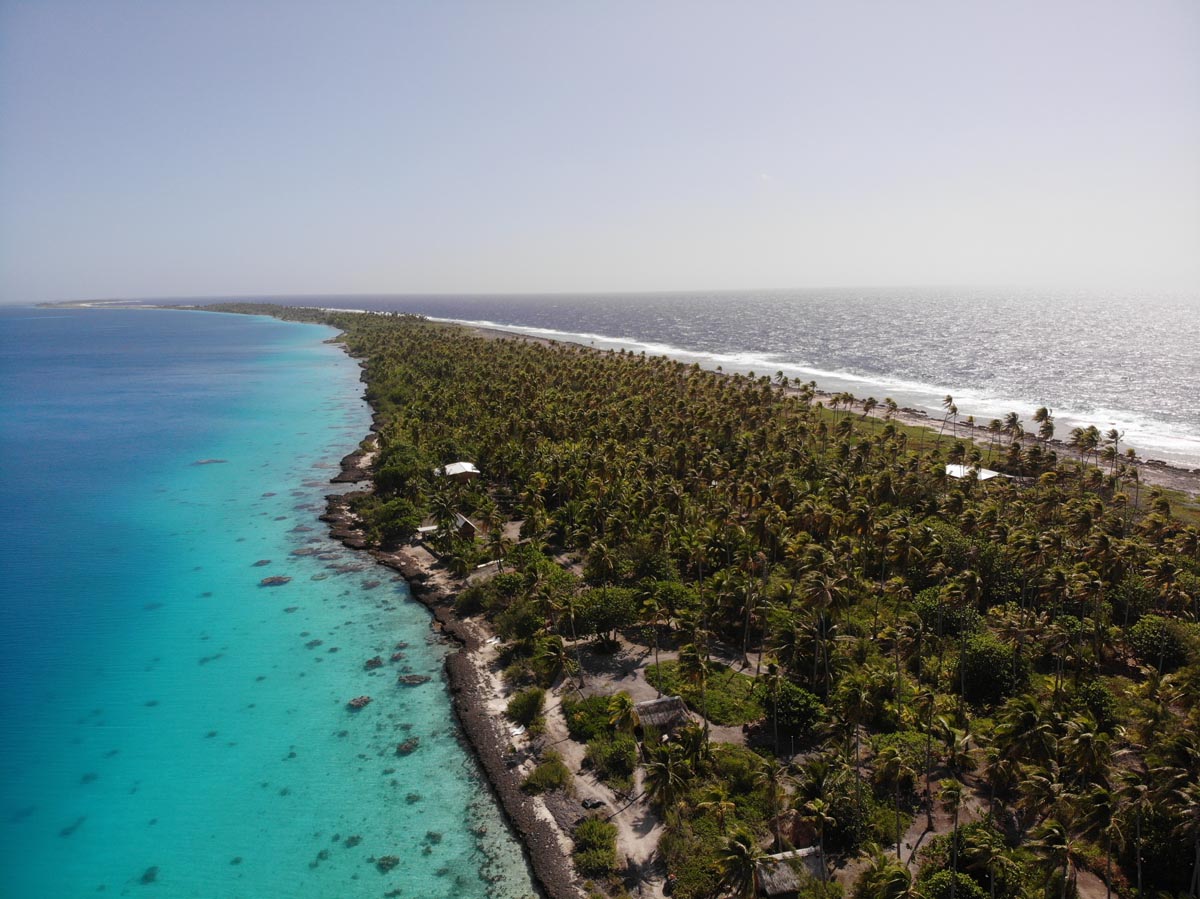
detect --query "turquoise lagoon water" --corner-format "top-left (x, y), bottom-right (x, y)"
top-left (0, 308), bottom-right (535, 898)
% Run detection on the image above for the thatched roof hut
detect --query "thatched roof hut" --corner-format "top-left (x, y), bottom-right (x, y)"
top-left (755, 847), bottom-right (822, 897)
top-left (634, 696), bottom-right (691, 733)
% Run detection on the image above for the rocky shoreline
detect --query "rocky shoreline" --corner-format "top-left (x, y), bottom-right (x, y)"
top-left (319, 363), bottom-right (580, 899)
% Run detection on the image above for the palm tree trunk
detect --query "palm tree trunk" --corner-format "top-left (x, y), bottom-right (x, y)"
top-left (1104, 837), bottom-right (1112, 899)
top-left (1136, 809), bottom-right (1143, 899)
top-left (895, 784), bottom-right (903, 859)
top-left (950, 810), bottom-right (959, 899)
top-left (652, 627), bottom-right (661, 696)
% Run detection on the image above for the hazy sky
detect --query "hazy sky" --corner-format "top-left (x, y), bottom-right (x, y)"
top-left (1, 1), bottom-right (1197, 303)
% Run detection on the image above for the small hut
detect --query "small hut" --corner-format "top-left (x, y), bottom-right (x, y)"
top-left (755, 847), bottom-right (822, 898)
top-left (634, 696), bottom-right (691, 734)
top-left (454, 512), bottom-right (478, 540)
top-left (436, 461), bottom-right (480, 483)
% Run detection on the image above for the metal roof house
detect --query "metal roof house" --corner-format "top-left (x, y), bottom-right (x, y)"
top-left (944, 463), bottom-right (1002, 481)
top-left (634, 696), bottom-right (691, 734)
top-left (755, 847), bottom-right (822, 898)
top-left (436, 461), bottom-right (480, 483)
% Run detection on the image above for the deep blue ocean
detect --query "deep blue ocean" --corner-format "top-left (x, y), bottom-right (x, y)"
top-left (267, 288), bottom-right (1199, 469)
top-left (0, 307), bottom-right (535, 898)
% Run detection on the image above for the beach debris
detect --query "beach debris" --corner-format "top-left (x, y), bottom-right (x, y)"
top-left (363, 656), bottom-right (384, 670)
top-left (252, 559), bottom-right (271, 567)
top-left (347, 695), bottom-right (372, 709)
top-left (397, 674), bottom-right (431, 687)
top-left (139, 866), bottom-right (159, 884)
top-left (375, 855), bottom-right (400, 873)
top-left (395, 738), bottom-right (420, 755)
top-left (259, 576), bottom-right (291, 587)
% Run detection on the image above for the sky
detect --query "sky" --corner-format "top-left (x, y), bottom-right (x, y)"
top-left (1, 1), bottom-right (1197, 303)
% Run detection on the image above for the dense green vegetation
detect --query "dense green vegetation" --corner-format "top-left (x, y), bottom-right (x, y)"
top-left (211, 305), bottom-right (1200, 899)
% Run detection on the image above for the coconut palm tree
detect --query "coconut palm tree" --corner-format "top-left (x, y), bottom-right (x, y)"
top-left (608, 692), bottom-right (639, 735)
top-left (717, 828), bottom-right (765, 899)
top-left (678, 640), bottom-right (711, 743)
top-left (801, 797), bottom-right (835, 882)
top-left (699, 784), bottom-right (738, 833)
top-left (939, 780), bottom-right (964, 894)
top-left (875, 745), bottom-right (915, 859)
top-left (643, 744), bottom-right (688, 809)
top-left (1029, 820), bottom-right (1079, 899)
top-left (756, 758), bottom-right (791, 851)
top-left (1081, 783), bottom-right (1123, 899)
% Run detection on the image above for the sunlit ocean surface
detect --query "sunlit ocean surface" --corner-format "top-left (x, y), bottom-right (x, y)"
top-left (268, 287), bottom-right (1198, 469)
top-left (0, 307), bottom-right (535, 898)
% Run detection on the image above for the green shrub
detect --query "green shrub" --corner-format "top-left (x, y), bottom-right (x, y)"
top-left (914, 587), bottom-right (981, 636)
top-left (368, 497), bottom-right (423, 545)
top-left (563, 694), bottom-right (616, 742)
top-left (1075, 679), bottom-right (1119, 731)
top-left (575, 586), bottom-right (640, 642)
top-left (585, 734), bottom-right (638, 792)
top-left (1112, 574), bottom-right (1155, 624)
top-left (523, 750), bottom-right (572, 794)
top-left (506, 686), bottom-right (545, 726)
top-left (957, 632), bottom-right (1027, 704)
top-left (495, 600), bottom-right (543, 641)
top-left (919, 870), bottom-right (986, 899)
top-left (1127, 614), bottom-right (1189, 671)
top-left (753, 678), bottom-right (824, 738)
top-left (454, 584), bottom-right (487, 616)
top-left (573, 816), bottom-right (617, 877)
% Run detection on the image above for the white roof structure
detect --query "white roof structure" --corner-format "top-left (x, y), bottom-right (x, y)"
top-left (436, 461), bottom-right (480, 478)
top-left (945, 464), bottom-right (1002, 481)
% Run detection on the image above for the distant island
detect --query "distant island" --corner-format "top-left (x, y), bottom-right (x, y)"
top-left (204, 302), bottom-right (1197, 899)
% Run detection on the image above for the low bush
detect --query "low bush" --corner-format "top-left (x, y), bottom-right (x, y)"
top-left (585, 734), bottom-right (638, 793)
top-left (573, 816), bottom-right (617, 877)
top-left (957, 632), bottom-right (1027, 704)
top-left (753, 678), bottom-right (825, 738)
top-left (919, 870), bottom-right (986, 899)
top-left (523, 750), bottom-right (572, 794)
top-left (506, 686), bottom-right (545, 726)
top-left (563, 693), bottom-right (616, 742)
top-left (1127, 614), bottom-right (1189, 671)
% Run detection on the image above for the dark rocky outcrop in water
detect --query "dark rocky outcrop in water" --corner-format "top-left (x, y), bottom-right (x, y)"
top-left (258, 576), bottom-right (291, 587)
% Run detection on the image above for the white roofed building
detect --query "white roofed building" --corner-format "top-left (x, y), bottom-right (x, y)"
top-left (944, 464), bottom-right (1002, 481)
top-left (436, 461), bottom-right (480, 483)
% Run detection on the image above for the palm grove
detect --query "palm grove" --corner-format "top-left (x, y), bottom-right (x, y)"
top-left (218, 306), bottom-right (1199, 899)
